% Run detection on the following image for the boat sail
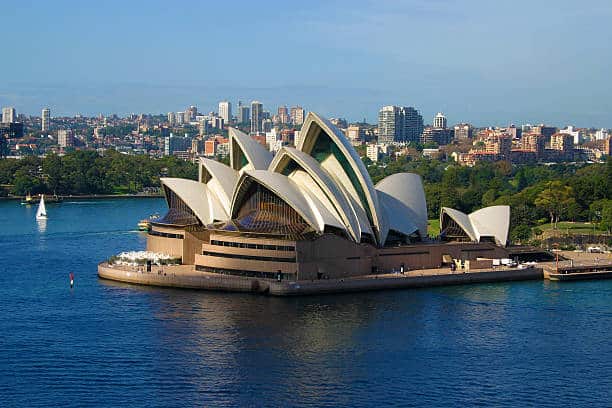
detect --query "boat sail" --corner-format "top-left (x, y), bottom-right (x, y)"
top-left (36, 195), bottom-right (47, 220)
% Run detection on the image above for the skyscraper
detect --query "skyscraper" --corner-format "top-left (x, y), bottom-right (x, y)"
top-left (433, 112), bottom-right (447, 129)
top-left (187, 106), bottom-right (198, 121)
top-left (2, 107), bottom-right (16, 123)
top-left (168, 112), bottom-right (176, 126)
top-left (218, 101), bottom-right (232, 123)
top-left (42, 108), bottom-right (50, 131)
top-left (377, 106), bottom-right (424, 144)
top-left (401, 107), bottom-right (424, 143)
top-left (277, 106), bottom-right (289, 124)
top-left (251, 101), bottom-right (263, 134)
top-left (378, 106), bottom-right (401, 144)
top-left (237, 105), bottom-right (250, 124)
top-left (290, 106), bottom-right (305, 125)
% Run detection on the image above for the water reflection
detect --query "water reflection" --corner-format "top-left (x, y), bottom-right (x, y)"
top-left (36, 218), bottom-right (47, 233)
top-left (99, 281), bottom-right (433, 405)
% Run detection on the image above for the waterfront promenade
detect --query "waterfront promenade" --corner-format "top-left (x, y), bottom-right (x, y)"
top-left (99, 250), bottom-right (612, 295)
top-left (98, 262), bottom-right (543, 296)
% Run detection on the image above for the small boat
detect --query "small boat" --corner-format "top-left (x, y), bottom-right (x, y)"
top-left (21, 193), bottom-right (34, 205)
top-left (138, 214), bottom-right (159, 231)
top-left (36, 194), bottom-right (48, 220)
top-left (22, 193), bottom-right (62, 205)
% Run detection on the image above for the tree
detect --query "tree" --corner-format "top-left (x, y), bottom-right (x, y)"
top-left (511, 224), bottom-right (532, 243)
top-left (591, 199), bottom-right (612, 233)
top-left (601, 201), bottom-right (612, 233)
top-left (534, 181), bottom-right (576, 229)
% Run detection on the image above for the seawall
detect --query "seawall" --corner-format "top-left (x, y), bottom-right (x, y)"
top-left (98, 263), bottom-right (543, 296)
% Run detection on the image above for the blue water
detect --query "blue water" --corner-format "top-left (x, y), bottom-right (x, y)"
top-left (0, 199), bottom-right (611, 407)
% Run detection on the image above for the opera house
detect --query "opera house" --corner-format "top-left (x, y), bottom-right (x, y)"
top-left (136, 112), bottom-right (511, 284)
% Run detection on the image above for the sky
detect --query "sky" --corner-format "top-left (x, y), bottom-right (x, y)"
top-left (1, 0), bottom-right (611, 127)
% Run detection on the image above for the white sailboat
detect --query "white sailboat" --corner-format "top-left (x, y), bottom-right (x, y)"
top-left (36, 194), bottom-right (47, 220)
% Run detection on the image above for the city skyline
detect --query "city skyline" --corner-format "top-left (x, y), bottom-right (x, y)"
top-left (1, 0), bottom-right (612, 127)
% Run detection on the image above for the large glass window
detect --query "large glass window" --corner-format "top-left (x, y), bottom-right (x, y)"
top-left (156, 186), bottom-right (200, 226)
top-left (234, 183), bottom-right (311, 238)
top-left (440, 215), bottom-right (471, 242)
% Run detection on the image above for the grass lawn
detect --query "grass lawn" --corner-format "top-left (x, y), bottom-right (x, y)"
top-left (428, 219), bottom-right (440, 237)
top-left (535, 221), bottom-right (605, 235)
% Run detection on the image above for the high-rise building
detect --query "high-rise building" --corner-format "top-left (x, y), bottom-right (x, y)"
top-left (401, 107), bottom-right (424, 143)
top-left (187, 106), bottom-right (198, 121)
top-left (378, 106), bottom-right (401, 144)
top-left (262, 118), bottom-right (273, 133)
top-left (209, 116), bottom-right (224, 130)
top-left (277, 106), bottom-right (289, 124)
top-left (2, 107), bottom-right (16, 123)
top-left (290, 106), bottom-right (305, 125)
top-left (421, 127), bottom-right (453, 145)
top-left (521, 133), bottom-right (546, 157)
top-left (595, 128), bottom-right (609, 140)
top-left (550, 133), bottom-right (574, 155)
top-left (191, 138), bottom-right (203, 155)
top-left (366, 144), bottom-right (380, 162)
top-left (164, 134), bottom-right (192, 156)
top-left (378, 106), bottom-right (423, 144)
top-left (57, 129), bottom-right (74, 148)
top-left (0, 122), bottom-right (24, 139)
top-left (175, 112), bottom-right (185, 125)
top-left (560, 126), bottom-right (582, 145)
top-left (454, 123), bottom-right (472, 140)
top-left (218, 101), bottom-right (231, 123)
top-left (433, 112), bottom-right (447, 129)
top-left (238, 105), bottom-right (250, 124)
top-left (41, 108), bottom-right (50, 131)
top-left (505, 124), bottom-right (521, 139)
top-left (251, 101), bottom-right (263, 134)
top-left (346, 125), bottom-right (366, 144)
top-left (168, 112), bottom-right (176, 126)
top-left (532, 125), bottom-right (557, 143)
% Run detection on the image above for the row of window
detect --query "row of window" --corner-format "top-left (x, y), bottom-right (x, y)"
top-left (149, 230), bottom-right (184, 239)
top-left (209, 239), bottom-right (295, 252)
top-left (202, 251), bottom-right (296, 263)
top-left (196, 265), bottom-right (294, 280)
top-left (379, 251), bottom-right (429, 257)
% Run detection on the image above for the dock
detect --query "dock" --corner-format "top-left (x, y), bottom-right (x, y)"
top-left (541, 251), bottom-right (612, 281)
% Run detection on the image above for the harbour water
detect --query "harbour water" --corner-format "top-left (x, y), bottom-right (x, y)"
top-left (0, 199), bottom-right (611, 407)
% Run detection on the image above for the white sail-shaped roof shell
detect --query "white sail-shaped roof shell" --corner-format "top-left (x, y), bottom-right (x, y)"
top-left (231, 170), bottom-right (345, 234)
top-left (469, 206), bottom-right (510, 247)
top-left (377, 191), bottom-right (419, 239)
top-left (229, 128), bottom-right (272, 172)
top-left (269, 146), bottom-right (365, 242)
top-left (376, 173), bottom-right (428, 240)
top-left (161, 178), bottom-right (228, 225)
top-left (440, 205), bottom-right (510, 247)
top-left (198, 157), bottom-right (238, 214)
top-left (297, 112), bottom-right (386, 245)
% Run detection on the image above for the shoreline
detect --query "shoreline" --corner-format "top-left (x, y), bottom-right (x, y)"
top-left (98, 262), bottom-right (543, 296)
top-left (0, 194), bottom-right (163, 201)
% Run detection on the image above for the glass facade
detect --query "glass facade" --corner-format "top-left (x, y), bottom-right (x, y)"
top-left (196, 265), bottom-right (294, 280)
top-left (440, 215), bottom-right (471, 242)
top-left (156, 186), bottom-right (200, 226)
top-left (234, 183), bottom-right (311, 238)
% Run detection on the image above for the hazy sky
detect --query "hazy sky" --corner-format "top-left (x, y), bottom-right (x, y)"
top-left (2, 0), bottom-right (611, 127)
